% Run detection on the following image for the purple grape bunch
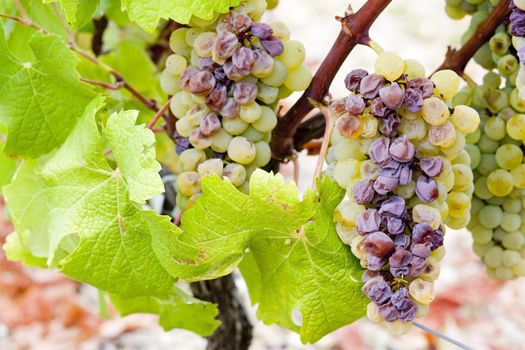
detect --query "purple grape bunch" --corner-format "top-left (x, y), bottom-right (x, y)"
top-left (352, 134), bottom-right (445, 323)
top-left (329, 53), bottom-right (478, 332)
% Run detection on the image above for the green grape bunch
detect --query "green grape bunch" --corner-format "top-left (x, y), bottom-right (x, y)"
top-left (159, 0), bottom-right (311, 213)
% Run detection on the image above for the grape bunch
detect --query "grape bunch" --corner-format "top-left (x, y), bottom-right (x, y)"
top-left (327, 51), bottom-right (480, 333)
top-left (455, 76), bottom-right (525, 280)
top-left (158, 1), bottom-right (311, 213)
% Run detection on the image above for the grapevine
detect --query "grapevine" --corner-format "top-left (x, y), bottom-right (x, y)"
top-left (0, 0), bottom-right (524, 349)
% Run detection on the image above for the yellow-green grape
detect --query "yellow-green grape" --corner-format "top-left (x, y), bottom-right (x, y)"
top-left (506, 114), bottom-right (525, 141)
top-left (374, 51), bottom-right (405, 81)
top-left (479, 205), bottom-right (503, 229)
top-left (502, 250), bottom-right (521, 268)
top-left (366, 303), bottom-right (382, 323)
top-left (422, 97), bottom-right (450, 126)
top-left (431, 70), bottom-right (460, 99)
top-left (239, 102), bottom-right (263, 123)
top-left (501, 213), bottom-right (522, 232)
top-left (178, 149), bottom-right (206, 172)
top-left (335, 223), bottom-right (359, 245)
top-left (450, 105), bottom-right (480, 134)
top-left (420, 256), bottom-right (441, 282)
top-left (471, 226), bottom-right (493, 244)
top-left (170, 92), bottom-right (192, 118)
top-left (256, 83), bottom-right (279, 104)
top-left (495, 144), bottom-right (523, 170)
top-left (429, 121), bottom-right (457, 148)
top-left (228, 136), bottom-right (257, 164)
top-left (484, 117), bottom-right (506, 141)
top-left (177, 171), bottom-right (201, 196)
top-left (447, 191), bottom-right (471, 218)
top-left (408, 279), bottom-right (435, 305)
top-left (502, 231), bottom-right (525, 250)
top-left (223, 117), bottom-right (249, 135)
top-left (350, 235), bottom-right (366, 260)
top-left (193, 32), bottom-right (217, 57)
top-left (474, 177), bottom-right (493, 200)
top-left (445, 4), bottom-right (466, 20)
top-left (360, 114), bottom-right (379, 138)
top-left (241, 126), bottom-right (265, 142)
top-left (197, 159), bottom-right (224, 177)
top-left (252, 141), bottom-right (272, 167)
top-left (514, 261), bottom-right (525, 277)
top-left (335, 200), bottom-right (365, 226)
top-left (510, 89), bottom-right (525, 113)
top-left (175, 117), bottom-right (194, 137)
top-left (452, 164), bottom-right (473, 192)
top-left (398, 118), bottom-right (427, 142)
top-left (223, 163), bottom-right (247, 187)
top-left (511, 164), bottom-right (525, 189)
top-left (277, 40), bottom-right (305, 69)
top-left (413, 204), bottom-right (441, 230)
top-left (189, 129), bottom-right (213, 149)
top-left (185, 27), bottom-right (204, 47)
top-left (441, 131), bottom-right (465, 159)
top-left (487, 169), bottom-right (514, 197)
top-left (169, 28), bottom-right (191, 56)
top-left (360, 160), bottom-right (380, 180)
top-left (261, 60), bottom-right (289, 87)
top-left (269, 21), bottom-right (290, 41)
top-left (333, 159), bottom-right (361, 189)
top-left (165, 54), bottom-right (187, 76)
top-left (394, 181), bottom-right (416, 199)
top-left (333, 139), bottom-right (367, 161)
top-left (252, 106), bottom-right (278, 132)
top-left (466, 128), bottom-right (481, 144)
top-left (210, 129), bottom-right (233, 153)
top-left (403, 59), bottom-right (425, 79)
top-left (451, 149), bottom-right (471, 166)
top-left (285, 65), bottom-right (312, 91)
top-left (160, 70), bottom-right (182, 95)
top-left (484, 246), bottom-right (503, 268)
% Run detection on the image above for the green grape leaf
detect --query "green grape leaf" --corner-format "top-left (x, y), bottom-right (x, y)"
top-left (103, 109), bottom-right (163, 203)
top-left (120, 0), bottom-right (241, 32)
top-left (43, 0), bottom-right (100, 29)
top-left (3, 231), bottom-right (47, 267)
top-left (3, 97), bottom-right (174, 299)
top-left (109, 286), bottom-right (220, 336)
top-left (165, 171), bottom-right (368, 343)
top-left (0, 26), bottom-right (95, 157)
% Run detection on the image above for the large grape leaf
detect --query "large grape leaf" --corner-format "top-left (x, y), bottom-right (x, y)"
top-left (0, 26), bottom-right (95, 157)
top-left (120, 0), bottom-right (241, 32)
top-left (3, 97), bottom-right (219, 336)
top-left (109, 286), bottom-right (220, 336)
top-left (3, 98), bottom-right (169, 296)
top-left (43, 0), bottom-right (100, 29)
top-left (162, 171), bottom-right (368, 343)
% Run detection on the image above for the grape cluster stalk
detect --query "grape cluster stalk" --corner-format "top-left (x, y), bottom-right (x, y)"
top-left (327, 52), bottom-right (480, 334)
top-left (159, 0), bottom-right (311, 215)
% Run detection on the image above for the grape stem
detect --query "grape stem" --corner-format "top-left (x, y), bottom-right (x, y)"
top-left (435, 0), bottom-right (511, 74)
top-left (270, 0), bottom-right (392, 161)
top-left (147, 98), bottom-right (172, 129)
top-left (413, 321), bottom-right (475, 350)
top-left (311, 105), bottom-right (333, 189)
